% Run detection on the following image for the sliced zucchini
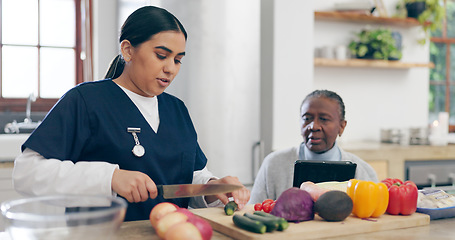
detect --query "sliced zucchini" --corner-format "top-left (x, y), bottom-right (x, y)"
top-left (224, 201), bottom-right (238, 216)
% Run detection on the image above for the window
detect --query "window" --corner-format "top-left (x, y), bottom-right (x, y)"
top-left (430, 0), bottom-right (455, 131)
top-left (0, 0), bottom-right (88, 112)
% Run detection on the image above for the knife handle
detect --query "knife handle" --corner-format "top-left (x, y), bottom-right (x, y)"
top-left (156, 185), bottom-right (163, 197)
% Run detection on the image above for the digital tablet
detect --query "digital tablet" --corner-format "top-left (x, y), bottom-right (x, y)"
top-left (292, 160), bottom-right (357, 188)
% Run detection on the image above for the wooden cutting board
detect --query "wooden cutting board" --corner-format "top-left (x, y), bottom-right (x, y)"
top-left (191, 205), bottom-right (430, 240)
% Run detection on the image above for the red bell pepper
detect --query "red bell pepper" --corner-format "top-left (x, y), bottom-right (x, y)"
top-left (381, 178), bottom-right (418, 215)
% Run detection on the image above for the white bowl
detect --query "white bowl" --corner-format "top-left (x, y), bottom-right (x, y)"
top-left (1, 195), bottom-right (127, 240)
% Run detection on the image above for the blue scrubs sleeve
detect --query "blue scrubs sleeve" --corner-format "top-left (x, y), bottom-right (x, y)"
top-left (22, 88), bottom-right (91, 161)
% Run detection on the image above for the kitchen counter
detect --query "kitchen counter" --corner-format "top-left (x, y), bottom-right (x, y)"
top-left (339, 141), bottom-right (455, 180)
top-left (113, 217), bottom-right (454, 239)
top-left (0, 134), bottom-right (28, 162)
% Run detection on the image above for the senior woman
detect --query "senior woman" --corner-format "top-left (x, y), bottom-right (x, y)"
top-left (249, 89), bottom-right (378, 204)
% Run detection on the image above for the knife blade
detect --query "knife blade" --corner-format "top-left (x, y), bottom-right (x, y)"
top-left (156, 183), bottom-right (242, 199)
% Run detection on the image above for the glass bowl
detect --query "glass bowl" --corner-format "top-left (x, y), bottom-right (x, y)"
top-left (1, 195), bottom-right (127, 240)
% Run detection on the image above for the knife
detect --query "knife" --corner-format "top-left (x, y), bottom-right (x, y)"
top-left (156, 183), bottom-right (242, 199)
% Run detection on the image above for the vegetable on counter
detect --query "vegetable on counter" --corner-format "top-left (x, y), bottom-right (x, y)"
top-left (315, 181), bottom-right (349, 192)
top-left (253, 211), bottom-right (289, 231)
top-left (270, 187), bottom-right (314, 222)
top-left (253, 199), bottom-right (276, 213)
top-left (300, 181), bottom-right (349, 202)
top-left (244, 213), bottom-right (278, 232)
top-left (314, 190), bottom-right (353, 222)
top-left (381, 178), bottom-right (418, 215)
top-left (347, 179), bottom-right (389, 218)
top-left (232, 214), bottom-right (266, 234)
top-left (300, 181), bottom-right (329, 202)
top-left (149, 202), bottom-right (213, 240)
top-left (224, 201), bottom-right (238, 216)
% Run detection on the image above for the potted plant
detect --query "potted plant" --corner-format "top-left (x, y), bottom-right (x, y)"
top-left (397, 0), bottom-right (445, 44)
top-left (348, 28), bottom-right (402, 61)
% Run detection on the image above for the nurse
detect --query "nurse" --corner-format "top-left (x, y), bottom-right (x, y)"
top-left (12, 6), bottom-right (250, 221)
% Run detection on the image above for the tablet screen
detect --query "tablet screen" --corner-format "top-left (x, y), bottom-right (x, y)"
top-left (292, 160), bottom-right (357, 187)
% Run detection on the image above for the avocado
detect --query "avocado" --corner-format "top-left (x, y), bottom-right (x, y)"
top-left (314, 190), bottom-right (353, 222)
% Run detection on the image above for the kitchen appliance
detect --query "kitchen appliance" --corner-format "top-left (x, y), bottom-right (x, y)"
top-left (1, 195), bottom-right (127, 240)
top-left (380, 127), bottom-right (430, 145)
top-left (405, 160), bottom-right (455, 192)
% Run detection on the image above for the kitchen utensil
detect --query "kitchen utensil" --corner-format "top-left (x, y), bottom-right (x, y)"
top-left (157, 183), bottom-right (242, 199)
top-left (1, 195), bottom-right (127, 240)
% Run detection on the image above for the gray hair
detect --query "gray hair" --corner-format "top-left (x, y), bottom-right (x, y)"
top-left (301, 90), bottom-right (346, 121)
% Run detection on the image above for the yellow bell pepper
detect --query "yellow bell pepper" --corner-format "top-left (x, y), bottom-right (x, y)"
top-left (347, 179), bottom-right (389, 218)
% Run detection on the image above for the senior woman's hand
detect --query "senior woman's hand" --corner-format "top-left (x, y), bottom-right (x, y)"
top-left (204, 176), bottom-right (250, 210)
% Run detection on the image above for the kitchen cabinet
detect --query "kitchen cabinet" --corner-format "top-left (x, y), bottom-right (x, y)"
top-left (341, 142), bottom-right (455, 183)
top-left (314, 11), bottom-right (434, 69)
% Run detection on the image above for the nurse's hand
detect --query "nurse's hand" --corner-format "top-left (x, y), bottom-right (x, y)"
top-left (112, 169), bottom-right (158, 202)
top-left (205, 176), bottom-right (250, 210)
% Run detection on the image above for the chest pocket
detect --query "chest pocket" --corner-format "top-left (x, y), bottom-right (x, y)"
top-left (177, 151), bottom-right (196, 184)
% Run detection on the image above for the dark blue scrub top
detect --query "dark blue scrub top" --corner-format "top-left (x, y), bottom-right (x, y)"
top-left (22, 79), bottom-right (208, 221)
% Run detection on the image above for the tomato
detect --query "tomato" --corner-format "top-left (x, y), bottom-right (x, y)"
top-left (254, 203), bottom-right (262, 211)
top-left (270, 202), bottom-right (276, 212)
top-left (262, 199), bottom-right (274, 208)
top-left (262, 202), bottom-right (272, 213)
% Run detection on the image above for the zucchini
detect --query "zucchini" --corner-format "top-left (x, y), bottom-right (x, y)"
top-left (253, 211), bottom-right (289, 231)
top-left (243, 213), bottom-right (278, 232)
top-left (224, 201), bottom-right (238, 216)
top-left (232, 214), bottom-right (266, 234)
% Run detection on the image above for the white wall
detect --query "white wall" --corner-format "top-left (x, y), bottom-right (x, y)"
top-left (91, 0), bottom-right (432, 155)
top-left (92, 0), bottom-right (261, 184)
top-left (92, 0), bottom-right (119, 80)
top-left (158, 0), bottom-right (261, 184)
top-left (310, 0), bottom-right (430, 143)
top-left (262, 0), bottom-right (315, 153)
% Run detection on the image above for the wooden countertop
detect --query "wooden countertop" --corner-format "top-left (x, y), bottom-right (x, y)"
top-left (338, 142), bottom-right (455, 180)
top-left (113, 217), bottom-right (455, 239)
top-left (113, 220), bottom-right (232, 240)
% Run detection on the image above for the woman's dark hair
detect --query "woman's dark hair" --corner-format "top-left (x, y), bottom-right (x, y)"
top-left (104, 6), bottom-right (187, 79)
top-left (301, 90), bottom-right (346, 121)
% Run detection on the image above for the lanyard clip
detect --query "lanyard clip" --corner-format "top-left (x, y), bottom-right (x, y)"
top-left (127, 127), bottom-right (144, 157)
top-left (127, 127), bottom-right (141, 133)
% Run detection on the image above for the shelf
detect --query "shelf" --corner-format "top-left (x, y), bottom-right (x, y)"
top-left (314, 58), bottom-right (435, 69)
top-left (314, 11), bottom-right (423, 27)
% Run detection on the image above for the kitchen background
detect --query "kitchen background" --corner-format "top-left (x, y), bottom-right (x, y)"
top-left (0, 0), bottom-right (449, 190)
top-left (94, 0), bottom-right (429, 185)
